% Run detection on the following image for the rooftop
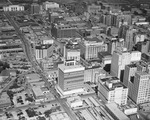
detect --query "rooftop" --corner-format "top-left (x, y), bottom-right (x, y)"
top-left (66, 43), bottom-right (80, 50)
top-left (25, 73), bottom-right (42, 83)
top-left (127, 63), bottom-right (137, 68)
top-left (35, 45), bottom-right (51, 49)
top-left (0, 69), bottom-right (16, 76)
top-left (106, 103), bottom-right (130, 120)
top-left (136, 71), bottom-right (150, 76)
top-left (100, 76), bottom-right (119, 83)
top-left (67, 96), bottom-right (82, 103)
top-left (58, 63), bottom-right (85, 73)
top-left (32, 87), bottom-right (44, 97)
top-left (100, 76), bottom-right (127, 90)
top-left (98, 52), bottom-right (112, 57)
top-left (85, 37), bottom-right (103, 42)
top-left (0, 92), bottom-right (11, 106)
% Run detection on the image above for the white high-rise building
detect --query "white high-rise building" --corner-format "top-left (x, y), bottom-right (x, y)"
top-left (111, 46), bottom-right (141, 81)
top-left (124, 60), bottom-right (150, 104)
top-left (98, 76), bottom-right (128, 105)
top-left (57, 60), bottom-right (85, 96)
top-left (80, 37), bottom-right (107, 60)
top-left (43, 1), bottom-right (59, 11)
top-left (64, 43), bottom-right (80, 61)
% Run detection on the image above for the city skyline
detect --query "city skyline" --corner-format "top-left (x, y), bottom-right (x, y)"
top-left (0, 0), bottom-right (149, 120)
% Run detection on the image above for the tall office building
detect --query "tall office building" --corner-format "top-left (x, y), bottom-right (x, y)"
top-left (123, 57), bottom-right (150, 104)
top-left (35, 45), bottom-right (51, 60)
top-left (111, 47), bottom-right (141, 81)
top-left (64, 41), bottom-right (80, 61)
top-left (116, 14), bottom-right (132, 28)
top-left (57, 61), bottom-right (85, 96)
top-left (123, 63), bottom-right (137, 100)
top-left (51, 23), bottom-right (81, 39)
top-left (118, 25), bottom-right (128, 39)
top-left (98, 76), bottom-right (128, 105)
top-left (80, 37), bottom-right (107, 60)
top-left (100, 13), bottom-right (131, 28)
top-left (124, 27), bottom-right (137, 51)
top-left (31, 3), bottom-right (40, 14)
top-left (136, 40), bottom-right (150, 53)
top-left (132, 62), bottom-right (150, 104)
top-left (106, 37), bottom-right (119, 55)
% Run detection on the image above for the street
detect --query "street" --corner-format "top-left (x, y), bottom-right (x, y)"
top-left (4, 12), bottom-right (78, 120)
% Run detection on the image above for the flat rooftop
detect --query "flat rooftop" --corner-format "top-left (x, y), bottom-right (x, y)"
top-left (66, 44), bottom-right (80, 50)
top-left (127, 63), bottom-right (137, 68)
top-left (32, 87), bottom-right (44, 97)
top-left (58, 63), bottom-right (85, 73)
top-left (136, 71), bottom-right (150, 76)
top-left (106, 103), bottom-right (130, 120)
top-left (98, 52), bottom-right (111, 57)
top-left (100, 76), bottom-right (127, 90)
top-left (85, 37), bottom-right (103, 42)
top-left (105, 82), bottom-right (127, 91)
top-left (0, 92), bottom-right (11, 105)
top-left (100, 76), bottom-right (119, 83)
top-left (25, 73), bottom-right (42, 82)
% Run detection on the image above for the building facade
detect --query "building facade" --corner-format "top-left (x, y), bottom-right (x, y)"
top-left (98, 76), bottom-right (128, 105)
top-left (35, 45), bottom-right (51, 60)
top-left (127, 60), bottom-right (150, 104)
top-left (123, 63), bottom-right (137, 101)
top-left (80, 37), bottom-right (107, 60)
top-left (31, 3), bottom-right (40, 14)
top-left (57, 61), bottom-right (85, 96)
top-left (87, 4), bottom-right (101, 14)
top-left (51, 23), bottom-right (81, 39)
top-left (64, 43), bottom-right (80, 61)
top-left (3, 5), bottom-right (24, 11)
top-left (43, 1), bottom-right (59, 11)
top-left (111, 47), bottom-right (141, 81)
top-left (84, 67), bottom-right (106, 83)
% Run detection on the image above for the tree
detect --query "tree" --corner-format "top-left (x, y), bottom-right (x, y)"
top-left (26, 97), bottom-right (34, 102)
top-left (7, 90), bottom-right (14, 99)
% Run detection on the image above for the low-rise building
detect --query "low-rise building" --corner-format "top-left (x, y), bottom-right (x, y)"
top-left (46, 68), bottom-right (58, 82)
top-left (25, 73), bottom-right (42, 83)
top-left (87, 4), bottom-right (101, 14)
top-left (50, 113), bottom-right (70, 120)
top-left (0, 92), bottom-right (11, 108)
top-left (32, 87), bottom-right (45, 102)
top-left (105, 103), bottom-right (130, 120)
top-left (40, 58), bottom-right (55, 70)
top-left (67, 96), bottom-right (83, 108)
top-left (3, 5), bottom-right (24, 11)
top-left (43, 1), bottom-right (59, 11)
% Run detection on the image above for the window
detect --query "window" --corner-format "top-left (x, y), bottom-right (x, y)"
top-left (120, 70), bottom-right (124, 82)
top-left (130, 76), bottom-right (134, 83)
